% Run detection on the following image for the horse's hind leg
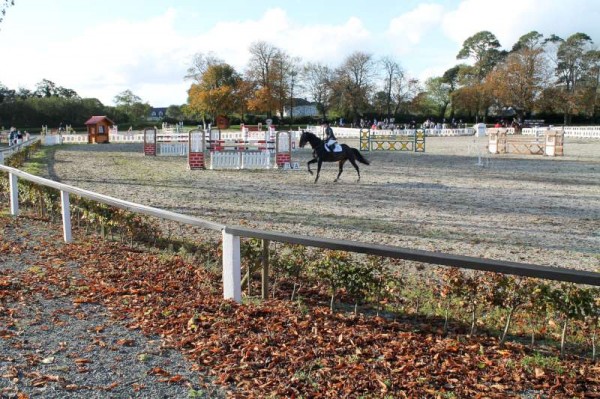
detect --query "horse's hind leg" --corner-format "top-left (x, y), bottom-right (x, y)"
top-left (334, 160), bottom-right (346, 182)
top-left (349, 157), bottom-right (361, 181)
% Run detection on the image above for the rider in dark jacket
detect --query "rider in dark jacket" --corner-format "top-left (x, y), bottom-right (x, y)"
top-left (324, 121), bottom-right (336, 152)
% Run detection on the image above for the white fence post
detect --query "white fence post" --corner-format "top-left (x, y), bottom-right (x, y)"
top-left (60, 190), bottom-right (72, 243)
top-left (9, 173), bottom-right (19, 216)
top-left (222, 230), bottom-right (241, 302)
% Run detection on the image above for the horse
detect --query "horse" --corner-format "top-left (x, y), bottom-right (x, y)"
top-left (298, 131), bottom-right (370, 183)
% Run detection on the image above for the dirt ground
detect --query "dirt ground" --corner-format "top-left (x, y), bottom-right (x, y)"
top-left (41, 136), bottom-right (599, 273)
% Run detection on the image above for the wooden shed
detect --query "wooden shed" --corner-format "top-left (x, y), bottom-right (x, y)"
top-left (85, 116), bottom-right (114, 144)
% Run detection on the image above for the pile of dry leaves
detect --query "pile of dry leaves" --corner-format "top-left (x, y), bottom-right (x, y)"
top-left (1, 215), bottom-right (599, 398)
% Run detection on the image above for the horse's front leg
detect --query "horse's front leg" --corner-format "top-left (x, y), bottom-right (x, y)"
top-left (307, 158), bottom-right (317, 175)
top-left (334, 160), bottom-right (346, 182)
top-left (315, 159), bottom-right (323, 183)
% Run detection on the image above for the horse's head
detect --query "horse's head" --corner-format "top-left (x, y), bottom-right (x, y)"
top-left (299, 131), bottom-right (309, 148)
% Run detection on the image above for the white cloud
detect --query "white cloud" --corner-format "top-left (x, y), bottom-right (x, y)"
top-left (0, 7), bottom-right (192, 105)
top-left (386, 3), bottom-right (445, 54)
top-left (189, 9), bottom-right (372, 71)
top-left (442, 0), bottom-right (600, 50)
top-left (3, 1), bottom-right (597, 107)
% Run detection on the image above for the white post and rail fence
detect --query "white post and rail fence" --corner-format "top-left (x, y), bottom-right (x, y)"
top-left (1, 164), bottom-right (599, 303)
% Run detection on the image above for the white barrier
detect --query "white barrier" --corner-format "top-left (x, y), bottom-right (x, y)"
top-left (511, 126), bottom-right (600, 139)
top-left (158, 142), bottom-right (188, 156)
top-left (329, 127), bottom-right (475, 138)
top-left (110, 133), bottom-right (144, 143)
top-left (43, 135), bottom-right (63, 145)
top-left (209, 151), bottom-right (272, 170)
top-left (563, 126), bottom-right (600, 138)
top-left (60, 134), bottom-right (88, 144)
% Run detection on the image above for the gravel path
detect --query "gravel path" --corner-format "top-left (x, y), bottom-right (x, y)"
top-left (42, 135), bottom-right (600, 272)
top-left (0, 217), bottom-right (225, 399)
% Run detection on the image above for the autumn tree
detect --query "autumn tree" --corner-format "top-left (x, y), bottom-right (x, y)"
top-left (271, 53), bottom-right (301, 123)
top-left (187, 62), bottom-right (241, 124)
top-left (233, 79), bottom-right (256, 123)
top-left (451, 65), bottom-right (493, 122)
top-left (486, 31), bottom-right (552, 120)
top-left (246, 41), bottom-right (282, 117)
top-left (330, 51), bottom-right (376, 123)
top-left (455, 31), bottom-right (507, 122)
top-left (184, 52), bottom-right (223, 84)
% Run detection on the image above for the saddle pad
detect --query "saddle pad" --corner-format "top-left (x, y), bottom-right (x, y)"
top-left (324, 144), bottom-right (343, 153)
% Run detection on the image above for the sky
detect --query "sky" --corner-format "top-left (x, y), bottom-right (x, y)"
top-left (0, 0), bottom-right (598, 107)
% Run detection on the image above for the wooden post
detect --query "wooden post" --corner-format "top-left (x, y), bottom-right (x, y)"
top-left (60, 190), bottom-right (72, 243)
top-left (261, 239), bottom-right (270, 299)
top-left (222, 230), bottom-right (241, 302)
top-left (9, 173), bottom-right (18, 216)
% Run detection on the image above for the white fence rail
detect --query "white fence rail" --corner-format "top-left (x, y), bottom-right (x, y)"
top-left (1, 163), bottom-right (599, 305)
top-left (326, 126), bottom-right (600, 139)
top-left (0, 138), bottom-right (39, 165)
top-left (329, 127), bottom-right (475, 138)
top-left (520, 126), bottom-right (600, 139)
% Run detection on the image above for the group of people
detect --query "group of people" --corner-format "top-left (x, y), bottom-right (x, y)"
top-left (8, 128), bottom-right (26, 146)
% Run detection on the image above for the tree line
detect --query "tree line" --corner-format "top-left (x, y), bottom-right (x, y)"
top-left (1, 30), bottom-right (598, 129)
top-left (0, 79), bottom-right (154, 129)
top-left (185, 30), bottom-right (599, 126)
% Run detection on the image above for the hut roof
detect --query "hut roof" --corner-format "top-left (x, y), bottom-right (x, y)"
top-left (84, 116), bottom-right (115, 125)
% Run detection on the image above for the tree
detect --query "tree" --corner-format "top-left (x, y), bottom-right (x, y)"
top-left (233, 79), bottom-right (256, 123)
top-left (0, 0), bottom-right (14, 26)
top-left (187, 63), bottom-right (241, 124)
top-left (442, 65), bottom-right (464, 120)
top-left (113, 90), bottom-right (150, 123)
top-left (554, 33), bottom-right (595, 124)
top-left (246, 41), bottom-right (282, 117)
top-left (165, 105), bottom-right (184, 122)
top-left (582, 49), bottom-right (600, 121)
top-left (301, 62), bottom-right (333, 120)
top-left (455, 31), bottom-right (507, 123)
top-left (487, 32), bottom-right (553, 120)
top-left (270, 52), bottom-right (300, 123)
top-left (184, 52), bottom-right (223, 84)
top-left (424, 77), bottom-right (451, 120)
top-left (0, 83), bottom-right (16, 103)
top-left (379, 57), bottom-right (404, 120)
top-left (457, 31), bottom-right (506, 80)
top-left (330, 51), bottom-right (376, 123)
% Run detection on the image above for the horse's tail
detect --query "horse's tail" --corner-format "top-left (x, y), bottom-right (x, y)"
top-left (352, 148), bottom-right (370, 165)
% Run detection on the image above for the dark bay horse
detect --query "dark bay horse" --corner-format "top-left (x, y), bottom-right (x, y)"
top-left (298, 131), bottom-right (370, 183)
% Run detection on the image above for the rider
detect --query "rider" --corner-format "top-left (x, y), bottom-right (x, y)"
top-left (324, 120), bottom-right (337, 152)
